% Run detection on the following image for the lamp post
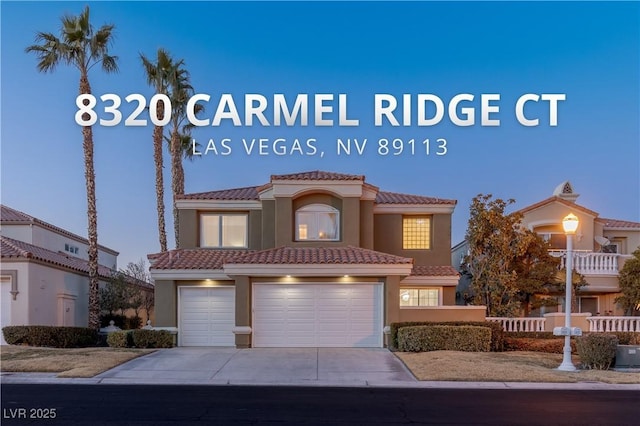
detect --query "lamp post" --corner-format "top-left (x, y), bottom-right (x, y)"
top-left (558, 213), bottom-right (579, 371)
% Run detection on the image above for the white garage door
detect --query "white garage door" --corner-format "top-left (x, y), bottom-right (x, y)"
top-left (179, 287), bottom-right (235, 346)
top-left (252, 283), bottom-right (383, 348)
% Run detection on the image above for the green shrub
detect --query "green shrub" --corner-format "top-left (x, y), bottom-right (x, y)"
top-left (576, 333), bottom-right (619, 370)
top-left (131, 329), bottom-right (174, 348)
top-left (504, 331), bottom-right (559, 339)
top-left (397, 325), bottom-right (491, 352)
top-left (106, 330), bottom-right (132, 348)
top-left (504, 337), bottom-right (577, 354)
top-left (390, 321), bottom-right (504, 352)
top-left (2, 326), bottom-right (98, 348)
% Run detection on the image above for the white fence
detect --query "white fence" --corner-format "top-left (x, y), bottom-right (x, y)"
top-left (550, 250), bottom-right (621, 275)
top-left (486, 317), bottom-right (546, 332)
top-left (587, 317), bottom-right (640, 332)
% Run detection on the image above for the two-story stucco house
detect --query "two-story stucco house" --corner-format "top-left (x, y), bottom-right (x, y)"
top-left (149, 171), bottom-right (463, 348)
top-left (452, 181), bottom-right (640, 316)
top-left (0, 205), bottom-right (152, 344)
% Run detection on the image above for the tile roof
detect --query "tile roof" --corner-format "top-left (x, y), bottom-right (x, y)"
top-left (597, 218), bottom-right (640, 230)
top-left (271, 170), bottom-right (365, 181)
top-left (1, 236), bottom-right (116, 280)
top-left (148, 249), bottom-right (253, 270)
top-left (0, 205), bottom-right (118, 255)
top-left (149, 246), bottom-right (414, 269)
top-left (376, 191), bottom-right (457, 205)
top-left (177, 186), bottom-right (260, 201)
top-left (227, 246), bottom-right (413, 265)
top-left (178, 172), bottom-right (452, 206)
top-left (411, 265), bottom-right (460, 277)
top-left (516, 196), bottom-right (599, 217)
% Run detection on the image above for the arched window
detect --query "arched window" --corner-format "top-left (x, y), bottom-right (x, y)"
top-left (295, 204), bottom-right (339, 241)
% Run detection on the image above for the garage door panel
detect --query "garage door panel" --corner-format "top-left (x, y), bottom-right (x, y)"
top-left (253, 283), bottom-right (382, 348)
top-left (179, 287), bottom-right (235, 347)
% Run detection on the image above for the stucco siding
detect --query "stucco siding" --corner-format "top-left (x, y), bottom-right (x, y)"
top-left (374, 213), bottom-right (452, 266)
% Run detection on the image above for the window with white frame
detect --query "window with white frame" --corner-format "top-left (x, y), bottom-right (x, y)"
top-left (64, 243), bottom-right (79, 254)
top-left (295, 204), bottom-right (339, 241)
top-left (400, 288), bottom-right (439, 307)
top-left (200, 213), bottom-right (248, 248)
top-left (402, 216), bottom-right (431, 249)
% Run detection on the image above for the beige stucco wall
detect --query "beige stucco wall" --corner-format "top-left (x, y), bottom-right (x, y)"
top-left (261, 199), bottom-right (276, 249)
top-left (178, 209), bottom-right (198, 249)
top-left (2, 224), bottom-right (118, 270)
top-left (359, 200), bottom-right (374, 249)
top-left (1, 260), bottom-right (105, 328)
top-left (522, 202), bottom-right (596, 251)
top-left (374, 213), bottom-right (452, 266)
top-left (543, 312), bottom-right (591, 333)
top-left (154, 279), bottom-right (177, 327)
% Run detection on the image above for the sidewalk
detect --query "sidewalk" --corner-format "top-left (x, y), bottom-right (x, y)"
top-left (2, 347), bottom-right (639, 390)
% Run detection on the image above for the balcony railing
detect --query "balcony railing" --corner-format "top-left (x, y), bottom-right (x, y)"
top-left (587, 317), bottom-right (640, 332)
top-left (486, 317), bottom-right (546, 332)
top-left (549, 250), bottom-right (620, 275)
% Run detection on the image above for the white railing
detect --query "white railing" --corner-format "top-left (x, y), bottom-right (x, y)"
top-left (587, 317), bottom-right (640, 332)
top-left (550, 250), bottom-right (620, 275)
top-left (486, 317), bottom-right (546, 332)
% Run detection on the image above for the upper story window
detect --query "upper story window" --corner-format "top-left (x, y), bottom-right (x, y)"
top-left (296, 204), bottom-right (339, 241)
top-left (538, 233), bottom-right (566, 250)
top-left (64, 243), bottom-right (79, 254)
top-left (402, 216), bottom-right (431, 249)
top-left (200, 213), bottom-right (248, 248)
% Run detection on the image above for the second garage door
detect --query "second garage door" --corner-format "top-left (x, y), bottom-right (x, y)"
top-left (252, 283), bottom-right (383, 348)
top-left (179, 287), bottom-right (235, 346)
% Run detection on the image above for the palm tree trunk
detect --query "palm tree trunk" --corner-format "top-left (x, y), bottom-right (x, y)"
top-left (170, 129), bottom-right (182, 248)
top-left (80, 73), bottom-right (100, 330)
top-left (153, 111), bottom-right (167, 252)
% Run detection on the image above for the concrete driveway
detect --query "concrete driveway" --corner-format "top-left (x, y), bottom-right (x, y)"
top-left (95, 347), bottom-right (416, 386)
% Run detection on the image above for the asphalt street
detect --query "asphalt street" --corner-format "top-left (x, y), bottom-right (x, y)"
top-left (2, 384), bottom-right (639, 425)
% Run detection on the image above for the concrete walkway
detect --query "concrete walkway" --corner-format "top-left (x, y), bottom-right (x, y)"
top-left (2, 347), bottom-right (639, 390)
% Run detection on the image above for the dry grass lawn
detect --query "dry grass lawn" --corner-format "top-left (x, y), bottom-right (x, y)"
top-left (0, 345), bottom-right (154, 378)
top-left (396, 351), bottom-right (640, 384)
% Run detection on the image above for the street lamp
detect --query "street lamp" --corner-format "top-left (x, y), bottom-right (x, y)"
top-left (557, 213), bottom-right (579, 371)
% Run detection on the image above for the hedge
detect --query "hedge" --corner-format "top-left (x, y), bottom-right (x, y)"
top-left (397, 325), bottom-right (491, 352)
top-left (504, 337), bottom-right (576, 354)
top-left (106, 330), bottom-right (133, 348)
top-left (130, 329), bottom-right (173, 348)
top-left (2, 326), bottom-right (98, 348)
top-left (576, 333), bottom-right (619, 370)
top-left (390, 321), bottom-right (504, 352)
top-left (106, 329), bottom-right (173, 348)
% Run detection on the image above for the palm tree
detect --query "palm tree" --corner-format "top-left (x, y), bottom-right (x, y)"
top-left (165, 64), bottom-right (203, 248)
top-left (140, 49), bottom-right (175, 253)
top-left (26, 6), bottom-right (118, 330)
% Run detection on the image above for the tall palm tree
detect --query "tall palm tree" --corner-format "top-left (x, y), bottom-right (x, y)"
top-left (164, 129), bottom-right (202, 247)
top-left (165, 64), bottom-right (202, 248)
top-left (26, 6), bottom-right (118, 330)
top-left (140, 49), bottom-right (175, 253)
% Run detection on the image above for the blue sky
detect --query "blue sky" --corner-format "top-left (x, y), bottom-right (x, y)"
top-left (1, 1), bottom-right (639, 268)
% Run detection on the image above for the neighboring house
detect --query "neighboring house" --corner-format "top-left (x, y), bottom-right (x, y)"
top-left (452, 182), bottom-right (640, 316)
top-left (149, 170), bottom-right (463, 348)
top-left (0, 205), bottom-right (153, 343)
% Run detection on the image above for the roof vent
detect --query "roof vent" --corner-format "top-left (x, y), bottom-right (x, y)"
top-left (553, 181), bottom-right (579, 203)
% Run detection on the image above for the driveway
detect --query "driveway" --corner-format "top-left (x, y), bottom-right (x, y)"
top-left (94, 347), bottom-right (416, 386)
